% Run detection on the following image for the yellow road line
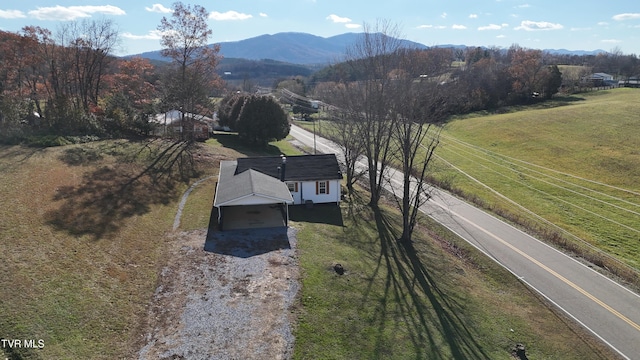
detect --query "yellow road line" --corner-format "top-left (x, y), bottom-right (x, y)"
top-left (450, 207), bottom-right (640, 333)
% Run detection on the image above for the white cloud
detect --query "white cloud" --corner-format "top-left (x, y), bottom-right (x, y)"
top-left (497, 34), bottom-right (506, 38)
top-left (145, 4), bottom-right (172, 14)
top-left (259, 13), bottom-right (268, 17)
top-left (345, 23), bottom-right (361, 29)
top-left (601, 39), bottom-right (622, 44)
top-left (570, 27), bottom-right (591, 31)
top-left (452, 24), bottom-right (467, 30)
top-left (597, 21), bottom-right (609, 26)
top-left (0, 9), bottom-right (26, 19)
top-left (122, 30), bottom-right (165, 40)
top-left (441, 12), bottom-right (447, 19)
top-left (478, 24), bottom-right (503, 30)
top-left (515, 20), bottom-right (563, 31)
top-left (326, 14), bottom-right (351, 23)
top-left (210, 11), bottom-right (252, 21)
top-left (469, 14), bottom-right (478, 19)
top-left (417, 24), bottom-right (446, 29)
top-left (517, 4), bottom-right (531, 8)
top-left (612, 13), bottom-right (640, 21)
top-left (28, 5), bottom-right (125, 21)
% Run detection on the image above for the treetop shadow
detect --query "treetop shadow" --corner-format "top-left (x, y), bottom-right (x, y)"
top-left (369, 206), bottom-right (492, 359)
top-left (46, 140), bottom-right (200, 240)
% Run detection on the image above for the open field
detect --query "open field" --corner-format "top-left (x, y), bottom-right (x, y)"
top-left (296, 88), bottom-right (640, 284)
top-left (0, 134), bottom-right (303, 359)
top-left (432, 88), bottom-right (640, 274)
top-left (0, 129), bottom-right (625, 359)
top-left (292, 191), bottom-right (618, 359)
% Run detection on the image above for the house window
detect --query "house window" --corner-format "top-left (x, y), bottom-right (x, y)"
top-left (287, 182), bottom-right (298, 193)
top-left (316, 181), bottom-right (329, 195)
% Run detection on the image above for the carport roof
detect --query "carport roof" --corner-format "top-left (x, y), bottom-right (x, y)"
top-left (214, 160), bottom-right (293, 207)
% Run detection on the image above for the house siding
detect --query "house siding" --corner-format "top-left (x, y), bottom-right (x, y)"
top-left (295, 179), bottom-right (341, 205)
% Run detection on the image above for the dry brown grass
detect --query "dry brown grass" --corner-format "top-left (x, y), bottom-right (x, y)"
top-left (0, 139), bottom-right (224, 359)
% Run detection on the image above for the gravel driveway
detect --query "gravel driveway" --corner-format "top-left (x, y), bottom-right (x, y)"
top-left (137, 226), bottom-right (300, 360)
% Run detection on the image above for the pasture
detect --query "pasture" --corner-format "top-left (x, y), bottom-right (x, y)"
top-left (433, 88), bottom-right (640, 275)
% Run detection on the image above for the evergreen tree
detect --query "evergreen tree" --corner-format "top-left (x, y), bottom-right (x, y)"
top-left (236, 96), bottom-right (290, 146)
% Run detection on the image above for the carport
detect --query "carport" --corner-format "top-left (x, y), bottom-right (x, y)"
top-left (214, 160), bottom-right (294, 231)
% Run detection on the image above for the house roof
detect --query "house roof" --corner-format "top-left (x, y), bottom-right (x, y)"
top-left (214, 160), bottom-right (293, 207)
top-left (150, 110), bottom-right (214, 125)
top-left (590, 73), bottom-right (613, 79)
top-left (235, 154), bottom-right (343, 182)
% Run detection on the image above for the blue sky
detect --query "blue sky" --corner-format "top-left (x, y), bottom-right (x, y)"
top-left (1, 1), bottom-right (639, 56)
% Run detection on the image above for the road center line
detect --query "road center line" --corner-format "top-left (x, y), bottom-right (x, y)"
top-left (442, 204), bottom-right (640, 333)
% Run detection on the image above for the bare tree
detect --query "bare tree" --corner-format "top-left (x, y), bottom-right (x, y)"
top-left (331, 107), bottom-right (366, 195)
top-left (158, 2), bottom-right (222, 139)
top-left (388, 56), bottom-right (447, 241)
top-left (57, 19), bottom-right (119, 112)
top-left (344, 20), bottom-right (405, 207)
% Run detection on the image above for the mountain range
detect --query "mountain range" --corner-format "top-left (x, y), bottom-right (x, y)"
top-left (130, 32), bottom-right (607, 66)
top-left (132, 32), bottom-right (425, 65)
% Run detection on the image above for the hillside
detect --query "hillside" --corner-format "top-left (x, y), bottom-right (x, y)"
top-left (130, 32), bottom-right (428, 65)
top-left (128, 31), bottom-right (606, 66)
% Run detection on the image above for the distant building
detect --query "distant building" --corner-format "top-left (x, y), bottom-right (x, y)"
top-left (583, 73), bottom-right (616, 86)
top-left (149, 110), bottom-right (214, 140)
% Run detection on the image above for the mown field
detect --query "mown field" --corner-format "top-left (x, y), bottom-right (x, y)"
top-left (292, 190), bottom-right (618, 359)
top-left (298, 88), bottom-right (639, 283)
top-left (432, 88), bottom-right (639, 274)
top-left (0, 127), bottom-right (625, 359)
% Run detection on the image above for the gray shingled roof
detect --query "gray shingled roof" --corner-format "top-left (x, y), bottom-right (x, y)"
top-left (214, 160), bottom-right (293, 207)
top-left (235, 154), bottom-right (342, 181)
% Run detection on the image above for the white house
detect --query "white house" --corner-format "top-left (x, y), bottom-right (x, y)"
top-left (149, 110), bottom-right (214, 140)
top-left (234, 154), bottom-right (343, 205)
top-left (213, 154), bottom-right (343, 230)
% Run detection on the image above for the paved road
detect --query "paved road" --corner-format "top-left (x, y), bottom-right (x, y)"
top-left (290, 124), bottom-right (640, 359)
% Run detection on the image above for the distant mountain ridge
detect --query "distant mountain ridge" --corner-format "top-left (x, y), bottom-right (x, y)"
top-left (129, 32), bottom-right (607, 65)
top-left (130, 32), bottom-right (428, 65)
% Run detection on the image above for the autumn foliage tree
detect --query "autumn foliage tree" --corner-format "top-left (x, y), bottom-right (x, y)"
top-left (103, 57), bottom-right (158, 135)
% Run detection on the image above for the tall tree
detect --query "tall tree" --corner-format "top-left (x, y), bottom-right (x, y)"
top-left (158, 2), bottom-right (222, 139)
top-left (344, 20), bottom-right (405, 207)
top-left (388, 55), bottom-right (447, 242)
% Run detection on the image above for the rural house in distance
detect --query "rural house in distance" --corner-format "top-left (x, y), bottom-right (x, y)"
top-left (213, 154), bottom-right (343, 230)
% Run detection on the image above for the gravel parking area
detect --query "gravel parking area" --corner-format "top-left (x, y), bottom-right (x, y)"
top-left (137, 226), bottom-right (300, 360)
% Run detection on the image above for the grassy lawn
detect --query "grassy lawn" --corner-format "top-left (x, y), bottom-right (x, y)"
top-left (0, 125), bottom-right (627, 359)
top-left (296, 88), bottom-right (640, 282)
top-left (432, 88), bottom-right (640, 274)
top-left (292, 190), bottom-right (618, 359)
top-left (0, 134), bottom-right (301, 359)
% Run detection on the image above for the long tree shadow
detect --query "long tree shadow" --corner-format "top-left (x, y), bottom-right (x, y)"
top-left (45, 140), bottom-right (201, 240)
top-left (371, 205), bottom-right (492, 359)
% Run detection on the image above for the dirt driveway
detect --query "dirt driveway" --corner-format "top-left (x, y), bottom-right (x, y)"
top-left (137, 226), bottom-right (300, 360)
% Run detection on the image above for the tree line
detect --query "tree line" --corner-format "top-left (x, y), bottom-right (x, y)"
top-left (0, 2), bottom-right (222, 144)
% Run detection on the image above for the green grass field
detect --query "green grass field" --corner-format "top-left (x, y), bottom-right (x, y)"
top-left (295, 87), bottom-right (640, 284)
top-left (432, 88), bottom-right (640, 273)
top-left (292, 191), bottom-right (617, 359)
top-left (0, 126), bottom-right (627, 359)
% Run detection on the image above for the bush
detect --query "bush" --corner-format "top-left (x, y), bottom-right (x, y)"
top-left (26, 135), bottom-right (100, 148)
top-left (236, 95), bottom-right (290, 146)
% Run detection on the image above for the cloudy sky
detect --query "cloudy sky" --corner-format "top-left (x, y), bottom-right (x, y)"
top-left (1, 1), bottom-right (639, 56)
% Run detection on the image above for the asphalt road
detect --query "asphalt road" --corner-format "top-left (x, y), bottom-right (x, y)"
top-left (289, 123), bottom-right (640, 359)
